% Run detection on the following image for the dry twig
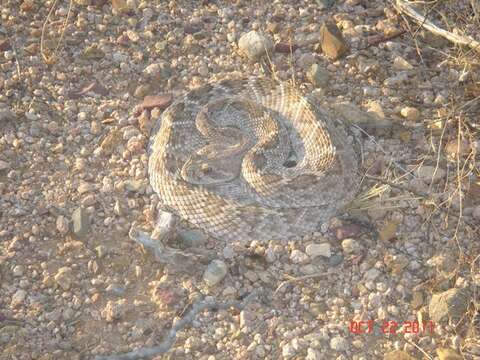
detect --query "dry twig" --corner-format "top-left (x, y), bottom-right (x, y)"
top-left (395, 0), bottom-right (480, 53)
top-left (40, 0), bottom-right (73, 64)
top-left (95, 290), bottom-right (260, 360)
top-left (274, 272), bottom-right (331, 295)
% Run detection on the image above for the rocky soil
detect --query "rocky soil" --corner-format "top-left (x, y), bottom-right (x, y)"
top-left (0, 0), bottom-right (479, 359)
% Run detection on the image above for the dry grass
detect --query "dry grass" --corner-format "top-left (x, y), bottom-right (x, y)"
top-left (393, 2), bottom-right (480, 358)
top-left (40, 0), bottom-right (73, 65)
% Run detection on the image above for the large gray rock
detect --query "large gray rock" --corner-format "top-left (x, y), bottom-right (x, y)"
top-left (429, 288), bottom-right (470, 323)
top-left (238, 31), bottom-right (273, 61)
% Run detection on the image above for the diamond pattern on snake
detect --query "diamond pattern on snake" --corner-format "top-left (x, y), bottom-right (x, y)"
top-left (148, 78), bottom-right (360, 243)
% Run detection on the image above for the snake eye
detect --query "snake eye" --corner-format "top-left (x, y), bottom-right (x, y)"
top-left (283, 160), bottom-right (297, 168)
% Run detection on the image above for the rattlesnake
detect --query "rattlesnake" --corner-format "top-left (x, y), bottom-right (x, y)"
top-left (148, 78), bottom-right (359, 243)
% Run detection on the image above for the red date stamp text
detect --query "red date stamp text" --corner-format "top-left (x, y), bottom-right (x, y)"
top-left (348, 320), bottom-right (435, 335)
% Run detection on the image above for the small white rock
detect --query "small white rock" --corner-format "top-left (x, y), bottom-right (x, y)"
top-left (282, 342), bottom-right (297, 359)
top-left (56, 215), bottom-right (70, 235)
top-left (198, 65), bottom-right (209, 77)
top-left (305, 243), bottom-right (331, 258)
top-left (306, 347), bottom-right (322, 360)
top-left (54, 267), bottom-right (74, 290)
top-left (330, 336), bottom-right (348, 351)
top-left (400, 106), bottom-right (420, 121)
top-left (290, 249), bottom-right (309, 264)
top-left (341, 239), bottom-right (362, 254)
top-left (11, 289), bottom-right (27, 307)
top-left (13, 265), bottom-right (24, 277)
top-left (393, 56), bottom-right (414, 70)
top-left (203, 260), bottom-right (228, 286)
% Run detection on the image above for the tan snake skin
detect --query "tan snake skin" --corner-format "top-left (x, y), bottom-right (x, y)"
top-left (148, 78), bottom-right (359, 243)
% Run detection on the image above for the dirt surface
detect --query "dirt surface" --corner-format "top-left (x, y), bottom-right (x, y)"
top-left (0, 0), bottom-right (479, 359)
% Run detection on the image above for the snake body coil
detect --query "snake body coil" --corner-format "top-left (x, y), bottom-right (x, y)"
top-left (148, 79), bottom-right (359, 242)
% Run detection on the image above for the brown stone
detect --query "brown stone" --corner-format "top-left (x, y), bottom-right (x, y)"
top-left (20, 0), bottom-right (35, 12)
top-left (69, 81), bottom-right (109, 99)
top-left (24, 43), bottom-right (38, 54)
top-left (0, 39), bottom-right (10, 51)
top-left (319, 21), bottom-right (348, 60)
top-left (274, 42), bottom-right (298, 54)
top-left (117, 34), bottom-right (130, 46)
top-left (332, 224), bottom-right (363, 240)
top-left (140, 94), bottom-right (173, 111)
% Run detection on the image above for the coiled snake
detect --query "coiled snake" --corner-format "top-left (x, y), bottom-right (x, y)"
top-left (148, 78), bottom-right (359, 243)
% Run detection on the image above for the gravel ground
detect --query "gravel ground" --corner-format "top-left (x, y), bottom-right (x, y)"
top-left (1, 0), bottom-right (479, 359)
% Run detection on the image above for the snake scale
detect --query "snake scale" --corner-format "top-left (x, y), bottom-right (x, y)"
top-left (148, 78), bottom-right (359, 243)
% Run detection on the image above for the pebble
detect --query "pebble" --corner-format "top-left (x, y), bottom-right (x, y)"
top-left (178, 229), bottom-right (207, 248)
top-left (11, 289), bottom-right (27, 307)
top-left (238, 31), bottom-right (273, 61)
top-left (400, 106), bottom-right (420, 121)
top-left (305, 243), bottom-right (331, 258)
top-left (0, 160), bottom-right (9, 170)
top-left (203, 260), bottom-right (228, 286)
top-left (282, 342), bottom-right (297, 359)
top-left (364, 268), bottom-right (381, 281)
top-left (306, 347), bottom-right (322, 360)
top-left (244, 270), bottom-right (258, 282)
top-left (333, 102), bottom-right (378, 125)
top-left (329, 254), bottom-right (344, 266)
top-left (198, 65), bottom-right (209, 77)
top-left (330, 336), bottom-right (348, 351)
top-left (143, 62), bottom-right (170, 79)
top-left (473, 205), bottom-right (480, 221)
top-left (140, 94), bottom-right (173, 111)
top-left (54, 267), bottom-right (74, 291)
top-left (13, 265), bottom-right (24, 277)
top-left (341, 239), bottom-right (361, 254)
top-left (265, 248), bottom-right (277, 263)
top-left (56, 215), bottom-right (70, 235)
top-left (106, 283), bottom-right (126, 297)
top-left (72, 207), bottom-right (90, 239)
top-left (319, 21), bottom-right (348, 60)
top-left (393, 56), bottom-right (414, 70)
top-left (415, 165), bottom-right (446, 184)
top-left (222, 244), bottom-right (235, 259)
top-left (101, 300), bottom-right (127, 322)
top-left (307, 63), bottom-right (330, 88)
top-left (95, 245), bottom-right (107, 258)
top-left (297, 53), bottom-right (316, 69)
top-left (240, 309), bottom-right (255, 333)
top-left (290, 249), bottom-right (309, 264)
top-left (384, 254), bottom-right (409, 274)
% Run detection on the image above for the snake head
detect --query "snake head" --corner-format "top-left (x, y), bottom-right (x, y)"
top-left (180, 154), bottom-right (240, 185)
